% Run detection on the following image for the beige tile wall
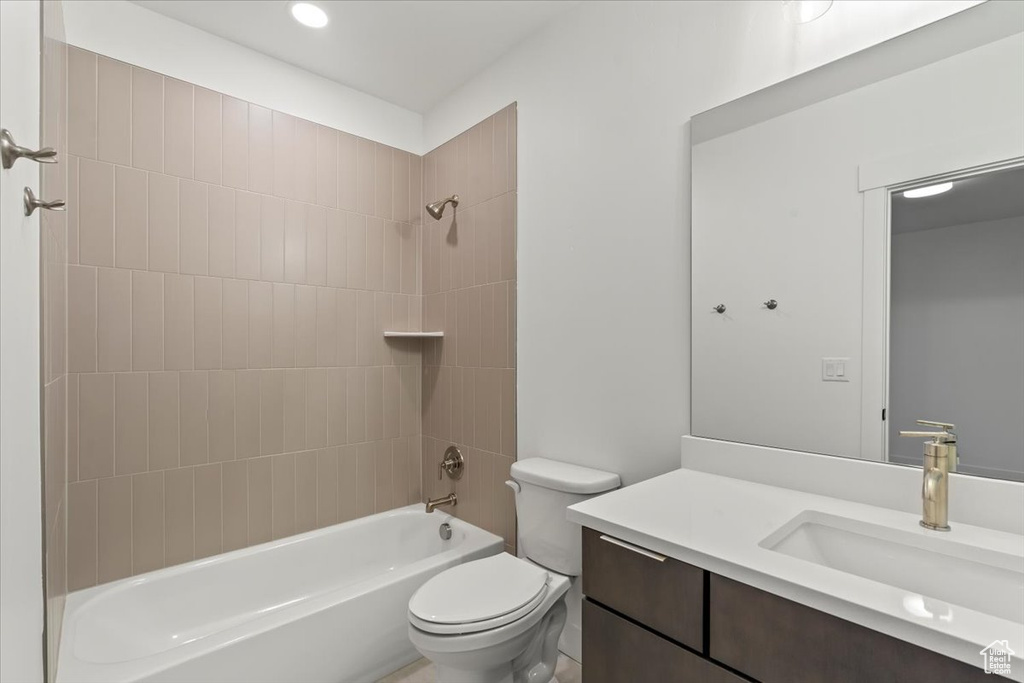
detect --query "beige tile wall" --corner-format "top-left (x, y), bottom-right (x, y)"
top-left (64, 47), bottom-right (426, 590)
top-left (41, 1), bottom-right (68, 677)
top-left (421, 105), bottom-right (518, 554)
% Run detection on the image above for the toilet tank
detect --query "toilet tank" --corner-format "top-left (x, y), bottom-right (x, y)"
top-left (510, 458), bottom-right (619, 576)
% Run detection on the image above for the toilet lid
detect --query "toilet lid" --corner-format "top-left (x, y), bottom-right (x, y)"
top-left (409, 554), bottom-right (549, 626)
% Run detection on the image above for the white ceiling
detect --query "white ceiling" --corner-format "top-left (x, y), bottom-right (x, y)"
top-left (129, 0), bottom-right (576, 113)
top-left (891, 165), bottom-right (1024, 233)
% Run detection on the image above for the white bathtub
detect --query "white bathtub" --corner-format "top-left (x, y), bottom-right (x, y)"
top-left (58, 505), bottom-right (502, 683)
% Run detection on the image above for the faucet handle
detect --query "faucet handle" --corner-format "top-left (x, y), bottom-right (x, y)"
top-left (916, 419), bottom-right (954, 431)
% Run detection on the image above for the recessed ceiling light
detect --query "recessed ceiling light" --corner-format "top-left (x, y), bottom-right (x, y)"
top-left (291, 2), bottom-right (328, 29)
top-left (903, 182), bottom-right (953, 199)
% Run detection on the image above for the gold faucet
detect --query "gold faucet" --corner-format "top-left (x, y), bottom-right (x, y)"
top-left (425, 493), bottom-right (457, 513)
top-left (899, 420), bottom-right (956, 531)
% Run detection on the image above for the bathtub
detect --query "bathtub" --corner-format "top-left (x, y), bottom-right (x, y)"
top-left (57, 505), bottom-right (502, 683)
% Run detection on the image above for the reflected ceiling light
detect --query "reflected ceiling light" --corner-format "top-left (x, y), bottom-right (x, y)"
top-left (903, 182), bottom-right (953, 199)
top-left (290, 2), bottom-right (328, 28)
top-left (783, 1), bottom-right (833, 24)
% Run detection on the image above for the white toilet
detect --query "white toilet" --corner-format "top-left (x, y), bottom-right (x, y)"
top-left (408, 458), bottom-right (620, 683)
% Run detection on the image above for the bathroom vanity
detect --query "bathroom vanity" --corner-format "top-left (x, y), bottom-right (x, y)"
top-left (569, 467), bottom-right (1024, 683)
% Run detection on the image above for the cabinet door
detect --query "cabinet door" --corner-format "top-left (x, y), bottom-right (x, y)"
top-left (582, 528), bottom-right (705, 650)
top-left (710, 575), bottom-right (991, 683)
top-left (583, 600), bottom-right (744, 683)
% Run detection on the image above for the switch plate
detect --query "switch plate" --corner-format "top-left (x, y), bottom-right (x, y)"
top-left (822, 357), bottom-right (850, 382)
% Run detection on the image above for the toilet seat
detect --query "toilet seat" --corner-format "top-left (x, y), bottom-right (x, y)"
top-left (409, 554), bottom-right (551, 635)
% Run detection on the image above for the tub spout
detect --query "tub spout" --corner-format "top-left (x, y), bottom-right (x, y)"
top-left (425, 493), bottom-right (457, 513)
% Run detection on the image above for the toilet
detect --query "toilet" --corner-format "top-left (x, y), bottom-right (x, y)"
top-left (408, 458), bottom-right (620, 683)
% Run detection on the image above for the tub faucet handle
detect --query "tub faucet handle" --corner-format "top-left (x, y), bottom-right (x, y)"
top-left (438, 445), bottom-right (464, 480)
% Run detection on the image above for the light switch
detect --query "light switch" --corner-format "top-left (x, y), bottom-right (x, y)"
top-left (822, 357), bottom-right (850, 382)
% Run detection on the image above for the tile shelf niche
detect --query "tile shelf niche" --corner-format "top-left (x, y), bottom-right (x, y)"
top-left (383, 331), bottom-right (445, 338)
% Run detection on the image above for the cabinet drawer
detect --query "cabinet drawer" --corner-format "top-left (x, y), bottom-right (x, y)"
top-left (583, 600), bottom-right (744, 683)
top-left (710, 575), bottom-right (990, 683)
top-left (582, 527), bottom-right (704, 650)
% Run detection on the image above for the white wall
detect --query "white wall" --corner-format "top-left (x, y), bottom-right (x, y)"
top-left (889, 216), bottom-right (1024, 480)
top-left (690, 30), bottom-right (1022, 459)
top-left (421, 0), bottom-right (980, 485)
top-left (62, 0), bottom-right (424, 153)
top-left (1, 1), bottom-right (44, 681)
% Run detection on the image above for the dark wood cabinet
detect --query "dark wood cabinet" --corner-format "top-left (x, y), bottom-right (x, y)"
top-left (583, 600), bottom-right (745, 683)
top-left (582, 527), bottom-right (989, 683)
top-left (582, 527), bottom-right (705, 651)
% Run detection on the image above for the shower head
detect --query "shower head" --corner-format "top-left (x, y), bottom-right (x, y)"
top-left (426, 194), bottom-right (459, 220)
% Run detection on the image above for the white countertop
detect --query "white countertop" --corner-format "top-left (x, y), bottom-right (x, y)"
top-left (567, 468), bottom-right (1024, 679)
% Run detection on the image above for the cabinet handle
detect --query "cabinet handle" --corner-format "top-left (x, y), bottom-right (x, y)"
top-left (599, 534), bottom-right (666, 562)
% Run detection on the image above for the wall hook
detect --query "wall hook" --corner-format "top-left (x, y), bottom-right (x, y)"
top-left (713, 304), bottom-right (726, 314)
top-left (763, 299), bottom-right (778, 310)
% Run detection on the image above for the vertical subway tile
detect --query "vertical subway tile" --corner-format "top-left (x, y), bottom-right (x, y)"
top-left (375, 143), bottom-right (393, 220)
top-left (97, 268), bottom-right (131, 372)
top-left (493, 107), bottom-right (509, 195)
top-left (79, 159), bottom-right (114, 267)
top-left (392, 438), bottom-right (409, 507)
top-left (294, 118), bottom-right (317, 204)
top-left (337, 446), bottom-right (358, 522)
top-left (409, 154), bottom-right (422, 227)
top-left (284, 200), bottom-right (307, 284)
top-left (132, 471), bottom-right (165, 574)
top-left (260, 196), bottom-right (285, 282)
top-left (69, 156), bottom-right (80, 264)
top-left (222, 96), bottom-right (249, 190)
top-left (383, 366), bottom-right (400, 439)
top-left (69, 374), bottom-right (80, 482)
top-left (316, 448), bottom-right (338, 527)
top-left (96, 476), bottom-right (131, 583)
top-left (394, 151), bottom-right (410, 224)
top-left (479, 116), bottom-right (494, 202)
top-left (365, 367), bottom-right (384, 441)
top-left (316, 125), bottom-right (338, 208)
top-left (68, 481), bottom-right (98, 590)
top-left (164, 467), bottom-right (195, 566)
top-left (306, 369), bottom-right (328, 449)
top-left (306, 205), bottom-right (327, 286)
top-left (500, 369), bottom-right (516, 457)
top-left (97, 55), bottom-right (131, 165)
top-left (132, 270), bottom-right (163, 371)
top-left (336, 290), bottom-right (357, 367)
top-left (148, 372), bottom-right (179, 470)
top-left (374, 441), bottom-right (393, 513)
top-left (327, 368), bottom-right (347, 446)
top-left (326, 209), bottom-right (347, 288)
top-left (295, 286), bottom-right (317, 368)
top-left (260, 370), bottom-right (285, 455)
top-left (223, 460), bottom-right (249, 550)
top-left (295, 450), bottom-right (317, 532)
top-left (163, 274), bottom-right (194, 370)
top-left (247, 104), bottom-right (273, 194)
top-left (271, 453), bottom-right (295, 539)
top-left (68, 265), bottom-right (97, 372)
top-left (148, 173), bottom-right (179, 273)
top-left (114, 372), bottom-right (148, 475)
top-left (283, 369), bottom-right (307, 453)
top-left (179, 180), bottom-right (209, 275)
top-left (355, 443), bottom-right (375, 517)
top-left (384, 221), bottom-right (401, 293)
top-left (208, 185), bottom-right (235, 278)
top-left (68, 47), bottom-right (98, 159)
top-left (131, 67), bottom-right (163, 172)
top-left (365, 217), bottom-right (384, 291)
top-left (356, 137), bottom-right (375, 216)
top-left (248, 281), bottom-right (272, 368)
top-left (235, 191), bottom-right (261, 280)
top-left (346, 367), bottom-right (366, 444)
top-left (356, 291), bottom-right (375, 366)
top-left (272, 283), bottom-right (295, 368)
top-left (114, 165), bottom-right (148, 269)
top-left (400, 365), bottom-right (420, 438)
top-left (316, 288), bottom-right (336, 367)
top-left (163, 78), bottom-right (194, 179)
top-left (179, 371), bottom-right (209, 466)
top-left (235, 370), bottom-right (261, 458)
top-left (194, 87), bottom-right (222, 184)
top-left (194, 463), bottom-right (223, 558)
top-left (79, 373), bottom-right (114, 479)
top-left (222, 279), bottom-right (249, 369)
top-left (337, 131), bottom-right (357, 212)
top-left (401, 221), bottom-right (418, 295)
top-left (194, 277), bottom-right (223, 370)
top-left (346, 213), bottom-right (367, 289)
top-left (208, 371), bottom-right (236, 462)
top-left (272, 111), bottom-right (295, 200)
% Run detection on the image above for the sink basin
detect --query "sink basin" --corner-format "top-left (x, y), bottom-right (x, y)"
top-left (760, 511), bottom-right (1024, 623)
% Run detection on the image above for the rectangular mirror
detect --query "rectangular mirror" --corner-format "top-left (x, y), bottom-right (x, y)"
top-left (690, 2), bottom-right (1023, 481)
